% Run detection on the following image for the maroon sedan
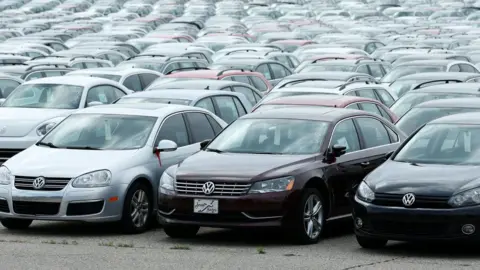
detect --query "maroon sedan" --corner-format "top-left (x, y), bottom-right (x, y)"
top-left (253, 95), bottom-right (398, 123)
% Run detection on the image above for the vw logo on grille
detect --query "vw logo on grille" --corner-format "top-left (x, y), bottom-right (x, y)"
top-left (202, 181), bottom-right (215, 195)
top-left (402, 193), bottom-right (415, 207)
top-left (32, 177), bottom-right (46, 190)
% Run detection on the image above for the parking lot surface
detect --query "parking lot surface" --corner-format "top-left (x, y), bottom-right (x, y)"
top-left (0, 220), bottom-right (478, 270)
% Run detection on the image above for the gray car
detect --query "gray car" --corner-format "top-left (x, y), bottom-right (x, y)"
top-left (0, 103), bottom-right (227, 233)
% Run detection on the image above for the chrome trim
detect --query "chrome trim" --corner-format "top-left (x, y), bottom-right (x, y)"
top-left (157, 209), bottom-right (175, 215)
top-left (175, 180), bottom-right (251, 196)
top-left (327, 214), bottom-right (352, 221)
top-left (241, 212), bottom-right (282, 220)
top-left (68, 199), bottom-right (104, 204)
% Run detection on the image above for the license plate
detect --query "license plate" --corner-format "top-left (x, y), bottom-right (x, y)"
top-left (193, 199), bottom-right (218, 214)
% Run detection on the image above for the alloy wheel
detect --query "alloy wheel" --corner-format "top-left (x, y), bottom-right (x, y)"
top-left (130, 189), bottom-right (149, 228)
top-left (303, 194), bottom-right (323, 239)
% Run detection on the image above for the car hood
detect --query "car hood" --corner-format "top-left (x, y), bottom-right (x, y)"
top-left (365, 160), bottom-right (480, 196)
top-left (175, 151), bottom-right (315, 182)
top-left (0, 108), bottom-right (73, 137)
top-left (5, 146), bottom-right (139, 178)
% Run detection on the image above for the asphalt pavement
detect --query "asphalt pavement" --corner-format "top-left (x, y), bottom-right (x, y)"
top-left (0, 219), bottom-right (477, 270)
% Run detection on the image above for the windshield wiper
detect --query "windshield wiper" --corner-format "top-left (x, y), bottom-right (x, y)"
top-left (205, 148), bottom-right (224, 153)
top-left (35, 142), bottom-right (58, 148)
top-left (65, 146), bottom-right (101, 150)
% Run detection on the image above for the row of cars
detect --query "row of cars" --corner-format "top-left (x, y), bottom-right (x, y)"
top-left (1, 0), bottom-right (480, 249)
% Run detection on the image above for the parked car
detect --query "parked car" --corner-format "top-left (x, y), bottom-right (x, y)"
top-left (0, 103), bottom-right (226, 232)
top-left (157, 107), bottom-right (406, 244)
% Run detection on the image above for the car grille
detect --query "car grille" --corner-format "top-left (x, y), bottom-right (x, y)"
top-left (0, 149), bottom-right (23, 164)
top-left (14, 176), bottom-right (72, 191)
top-left (175, 180), bottom-right (251, 196)
top-left (0, 199), bottom-right (9, 213)
top-left (370, 219), bottom-right (451, 236)
top-left (66, 201), bottom-right (104, 216)
top-left (13, 201), bottom-right (60, 215)
top-left (373, 193), bottom-right (451, 209)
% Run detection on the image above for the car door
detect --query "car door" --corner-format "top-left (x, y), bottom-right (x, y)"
top-left (232, 85), bottom-right (257, 105)
top-left (154, 113), bottom-right (195, 169)
top-left (353, 117), bottom-right (401, 176)
top-left (323, 119), bottom-right (366, 216)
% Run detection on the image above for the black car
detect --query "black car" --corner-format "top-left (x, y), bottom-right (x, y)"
top-left (157, 107), bottom-right (405, 244)
top-left (353, 112), bottom-right (480, 248)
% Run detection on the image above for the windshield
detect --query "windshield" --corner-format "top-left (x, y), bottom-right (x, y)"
top-left (116, 97), bottom-right (192, 105)
top-left (389, 79), bottom-right (422, 97)
top-left (394, 124), bottom-right (480, 165)
top-left (300, 64), bottom-right (355, 73)
top-left (39, 114), bottom-right (157, 150)
top-left (206, 118), bottom-right (329, 155)
top-left (2, 84), bottom-right (83, 109)
top-left (390, 93), bottom-right (477, 118)
top-left (396, 107), bottom-right (480, 135)
top-left (381, 66), bottom-right (446, 83)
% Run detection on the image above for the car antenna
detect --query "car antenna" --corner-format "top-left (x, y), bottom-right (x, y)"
top-left (205, 86), bottom-right (209, 90)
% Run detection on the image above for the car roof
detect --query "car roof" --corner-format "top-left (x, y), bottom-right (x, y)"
top-left (309, 60), bottom-right (359, 65)
top-left (395, 72), bottom-right (480, 81)
top-left (415, 83), bottom-right (480, 94)
top-left (22, 76), bottom-right (117, 86)
top-left (67, 67), bottom-right (158, 76)
top-left (122, 89), bottom-right (239, 100)
top-left (261, 94), bottom-right (379, 107)
top-left (430, 112), bottom-right (480, 125)
top-left (75, 103), bottom-right (208, 117)
top-left (395, 59), bottom-right (458, 66)
top-left (415, 98), bottom-right (480, 108)
top-left (282, 71), bottom-right (372, 81)
top-left (150, 79), bottom-right (253, 89)
top-left (243, 106), bottom-right (375, 122)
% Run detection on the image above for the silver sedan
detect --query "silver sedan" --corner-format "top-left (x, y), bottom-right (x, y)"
top-left (0, 103), bottom-right (226, 233)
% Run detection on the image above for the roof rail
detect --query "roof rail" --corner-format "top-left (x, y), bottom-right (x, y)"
top-left (216, 68), bottom-right (253, 76)
top-left (25, 63), bottom-right (71, 71)
top-left (128, 54), bottom-right (168, 60)
top-left (338, 79), bottom-right (378, 90)
top-left (312, 57), bottom-right (345, 63)
top-left (412, 79), bottom-right (461, 90)
top-left (71, 55), bottom-right (96, 60)
top-left (0, 62), bottom-right (27, 66)
top-left (168, 55), bottom-right (203, 61)
top-left (225, 49), bottom-right (257, 56)
top-left (30, 55), bottom-right (64, 60)
top-left (165, 67), bottom-right (210, 75)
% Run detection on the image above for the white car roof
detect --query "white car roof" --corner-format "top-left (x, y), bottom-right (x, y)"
top-left (22, 76), bottom-right (122, 88)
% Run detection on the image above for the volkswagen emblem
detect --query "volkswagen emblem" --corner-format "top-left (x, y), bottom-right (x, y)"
top-left (202, 181), bottom-right (215, 195)
top-left (32, 177), bottom-right (46, 190)
top-left (0, 126), bottom-right (6, 135)
top-left (402, 193), bottom-right (415, 207)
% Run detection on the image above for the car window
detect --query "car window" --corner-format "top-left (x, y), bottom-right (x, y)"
top-left (385, 124), bottom-right (399, 142)
top-left (233, 96), bottom-right (247, 116)
top-left (274, 55), bottom-right (292, 68)
top-left (449, 64), bottom-right (461, 72)
top-left (185, 112), bottom-right (215, 143)
top-left (24, 72), bottom-right (43, 81)
top-left (359, 102), bottom-right (382, 116)
top-left (158, 113), bottom-right (189, 147)
top-left (212, 96), bottom-right (240, 123)
top-left (355, 89), bottom-right (378, 100)
top-left (330, 119), bottom-right (360, 153)
top-left (255, 64), bottom-right (272, 80)
top-left (345, 103), bottom-right (360, 110)
top-left (139, 73), bottom-right (159, 88)
top-left (368, 64), bottom-right (384, 78)
top-left (86, 85), bottom-right (126, 106)
top-left (123, 74), bottom-right (143, 91)
top-left (250, 76), bottom-right (268, 92)
top-left (288, 56), bottom-right (300, 67)
top-left (71, 63), bottom-right (84, 69)
top-left (356, 65), bottom-right (369, 74)
top-left (194, 61), bottom-right (208, 68)
top-left (44, 71), bottom-right (63, 77)
top-left (98, 62), bottom-right (111, 67)
top-left (206, 114), bottom-right (223, 135)
top-left (365, 43), bottom-right (377, 54)
top-left (0, 79), bottom-right (20, 98)
top-left (376, 104), bottom-right (393, 122)
top-left (355, 117), bottom-right (391, 149)
top-left (163, 63), bottom-right (180, 74)
top-left (374, 88), bottom-right (395, 107)
top-left (460, 64), bottom-right (477, 73)
top-left (85, 62), bottom-right (98, 68)
top-left (233, 86), bottom-right (256, 105)
top-left (105, 53), bottom-right (124, 65)
top-left (269, 63), bottom-right (290, 79)
top-left (179, 61), bottom-right (195, 68)
top-left (194, 97), bottom-right (215, 113)
top-left (231, 75), bottom-right (250, 85)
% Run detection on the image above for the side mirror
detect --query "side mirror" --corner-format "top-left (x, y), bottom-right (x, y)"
top-left (0, 98), bottom-right (5, 106)
top-left (200, 139), bottom-right (211, 150)
top-left (324, 144), bottom-right (347, 163)
top-left (87, 101), bottom-right (103, 107)
top-left (385, 150), bottom-right (394, 160)
top-left (154, 140), bottom-right (177, 153)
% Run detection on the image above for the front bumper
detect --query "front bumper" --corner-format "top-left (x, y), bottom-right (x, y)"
top-left (0, 183), bottom-right (126, 222)
top-left (353, 196), bottom-right (480, 241)
top-left (157, 191), bottom-right (300, 228)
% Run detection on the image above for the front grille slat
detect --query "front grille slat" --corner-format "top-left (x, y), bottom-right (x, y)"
top-left (0, 149), bottom-right (23, 164)
top-left (175, 180), bottom-right (251, 196)
top-left (14, 176), bottom-right (72, 191)
top-left (373, 193), bottom-right (451, 209)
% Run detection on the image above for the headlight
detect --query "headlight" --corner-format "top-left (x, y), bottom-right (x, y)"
top-left (449, 187), bottom-right (480, 207)
top-left (71, 170), bottom-right (111, 188)
top-left (159, 165), bottom-right (177, 195)
top-left (356, 181), bottom-right (375, 202)
top-left (0, 166), bottom-right (13, 185)
top-left (36, 121), bottom-right (58, 136)
top-left (248, 176), bottom-right (294, 194)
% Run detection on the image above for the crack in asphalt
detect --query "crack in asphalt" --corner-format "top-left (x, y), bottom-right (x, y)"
top-left (341, 256), bottom-right (407, 270)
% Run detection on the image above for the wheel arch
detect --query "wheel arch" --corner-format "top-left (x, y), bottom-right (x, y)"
top-left (304, 177), bottom-right (331, 218)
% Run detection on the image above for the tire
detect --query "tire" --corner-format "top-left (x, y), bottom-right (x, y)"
top-left (1, 218), bottom-right (32, 230)
top-left (120, 181), bottom-right (153, 234)
top-left (288, 188), bottom-right (326, 245)
top-left (164, 225), bottom-right (200, 238)
top-left (356, 235), bottom-right (387, 249)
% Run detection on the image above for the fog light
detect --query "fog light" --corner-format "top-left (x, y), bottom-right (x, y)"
top-left (462, 224), bottom-right (475, 235)
top-left (355, 218), bottom-right (363, 229)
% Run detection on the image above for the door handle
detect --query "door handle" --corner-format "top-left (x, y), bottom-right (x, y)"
top-left (360, 162), bottom-right (370, 166)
